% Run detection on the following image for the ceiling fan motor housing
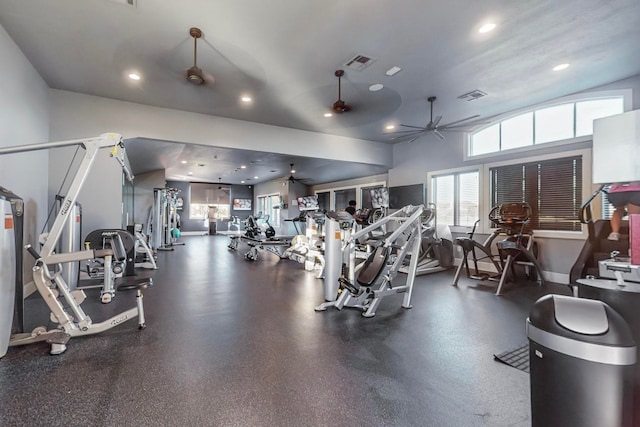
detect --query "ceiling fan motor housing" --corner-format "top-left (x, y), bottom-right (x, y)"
top-left (187, 66), bottom-right (205, 85)
top-left (333, 100), bottom-right (351, 113)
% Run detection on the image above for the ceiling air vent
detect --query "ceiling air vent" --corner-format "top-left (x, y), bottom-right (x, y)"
top-left (457, 90), bottom-right (487, 101)
top-left (344, 54), bottom-right (376, 71)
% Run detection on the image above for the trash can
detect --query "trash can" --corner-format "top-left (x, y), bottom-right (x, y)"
top-left (578, 276), bottom-right (640, 424)
top-left (527, 294), bottom-right (637, 427)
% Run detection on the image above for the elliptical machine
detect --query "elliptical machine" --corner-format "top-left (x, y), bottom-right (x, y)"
top-left (452, 202), bottom-right (545, 295)
top-left (399, 203), bottom-right (454, 275)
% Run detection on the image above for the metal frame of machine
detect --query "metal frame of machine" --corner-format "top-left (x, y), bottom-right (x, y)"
top-left (315, 204), bottom-right (424, 318)
top-left (0, 133), bottom-right (147, 355)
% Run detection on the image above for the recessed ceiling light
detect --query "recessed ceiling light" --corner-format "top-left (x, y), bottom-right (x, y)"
top-left (240, 165), bottom-right (247, 169)
top-left (478, 23), bottom-right (496, 33)
top-left (324, 113), bottom-right (333, 118)
top-left (386, 125), bottom-right (395, 130)
top-left (553, 63), bottom-right (570, 71)
top-left (369, 84), bottom-right (384, 92)
top-left (254, 176), bottom-right (259, 179)
top-left (241, 96), bottom-right (252, 102)
top-left (188, 171), bottom-right (193, 175)
top-left (385, 66), bottom-right (402, 76)
top-left (128, 72), bottom-right (141, 81)
top-left (181, 160), bottom-right (187, 164)
top-left (241, 180), bottom-right (245, 183)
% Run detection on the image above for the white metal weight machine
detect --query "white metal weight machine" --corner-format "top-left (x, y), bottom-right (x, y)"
top-left (315, 205), bottom-right (424, 318)
top-left (0, 133), bottom-right (148, 355)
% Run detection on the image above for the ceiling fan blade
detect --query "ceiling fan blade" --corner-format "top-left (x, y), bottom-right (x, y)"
top-left (440, 115), bottom-right (481, 128)
top-left (398, 124), bottom-right (429, 130)
top-left (434, 130), bottom-right (446, 140)
top-left (438, 129), bottom-right (472, 133)
top-left (432, 115), bottom-right (442, 127)
top-left (443, 123), bottom-right (491, 130)
top-left (407, 134), bottom-right (425, 143)
top-left (386, 129), bottom-right (427, 135)
top-left (392, 130), bottom-right (427, 141)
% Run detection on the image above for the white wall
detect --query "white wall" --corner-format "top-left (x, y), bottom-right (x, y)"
top-left (0, 24), bottom-right (50, 281)
top-left (47, 90), bottom-right (394, 234)
top-left (49, 90), bottom-right (393, 167)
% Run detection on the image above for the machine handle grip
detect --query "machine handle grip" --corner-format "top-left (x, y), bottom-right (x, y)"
top-left (25, 244), bottom-right (41, 260)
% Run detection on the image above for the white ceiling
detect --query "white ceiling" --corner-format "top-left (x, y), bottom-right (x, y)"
top-left (2, 0), bottom-right (639, 184)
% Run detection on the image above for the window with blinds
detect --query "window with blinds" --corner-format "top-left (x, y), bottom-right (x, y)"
top-left (431, 171), bottom-right (479, 226)
top-left (489, 155), bottom-right (582, 231)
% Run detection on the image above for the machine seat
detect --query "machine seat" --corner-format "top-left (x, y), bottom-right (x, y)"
top-left (357, 246), bottom-right (389, 287)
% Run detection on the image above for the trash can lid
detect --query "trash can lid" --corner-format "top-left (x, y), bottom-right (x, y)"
top-left (554, 295), bottom-right (608, 335)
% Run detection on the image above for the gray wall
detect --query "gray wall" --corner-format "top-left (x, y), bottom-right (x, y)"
top-left (387, 74), bottom-right (640, 282)
top-left (230, 185), bottom-right (253, 219)
top-left (0, 23), bottom-right (50, 287)
top-left (48, 145), bottom-right (124, 239)
top-left (133, 169), bottom-right (166, 227)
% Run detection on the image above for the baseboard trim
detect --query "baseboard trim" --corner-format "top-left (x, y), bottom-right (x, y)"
top-left (180, 231), bottom-right (209, 236)
top-left (453, 258), bottom-right (569, 285)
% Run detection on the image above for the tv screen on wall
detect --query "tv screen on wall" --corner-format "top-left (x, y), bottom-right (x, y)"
top-left (388, 184), bottom-right (424, 209)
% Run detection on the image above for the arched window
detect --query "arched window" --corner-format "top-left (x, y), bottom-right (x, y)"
top-left (468, 94), bottom-right (626, 158)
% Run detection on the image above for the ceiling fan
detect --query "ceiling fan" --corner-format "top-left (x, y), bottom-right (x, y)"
top-left (217, 177), bottom-right (230, 195)
top-left (284, 163), bottom-right (310, 185)
top-left (388, 96), bottom-right (482, 142)
top-left (285, 163), bottom-right (298, 183)
top-left (332, 70), bottom-right (351, 113)
top-left (186, 27), bottom-right (214, 86)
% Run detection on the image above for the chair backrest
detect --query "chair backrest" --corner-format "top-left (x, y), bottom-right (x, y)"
top-left (357, 245), bottom-right (390, 287)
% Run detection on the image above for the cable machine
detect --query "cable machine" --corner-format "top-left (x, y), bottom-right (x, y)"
top-left (0, 133), bottom-right (148, 355)
top-left (0, 187), bottom-right (23, 358)
top-left (150, 187), bottom-right (184, 251)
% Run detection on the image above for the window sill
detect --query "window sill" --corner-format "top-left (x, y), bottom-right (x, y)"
top-left (447, 225), bottom-right (587, 240)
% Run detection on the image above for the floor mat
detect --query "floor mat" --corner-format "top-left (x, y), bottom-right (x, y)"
top-left (494, 344), bottom-right (529, 373)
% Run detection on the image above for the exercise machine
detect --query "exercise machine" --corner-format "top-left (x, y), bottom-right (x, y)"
top-left (129, 224), bottom-right (158, 270)
top-left (228, 214), bottom-right (293, 261)
top-left (1, 187), bottom-right (23, 358)
top-left (452, 202), bottom-right (545, 295)
top-left (83, 229), bottom-right (153, 303)
top-left (399, 203), bottom-right (453, 275)
top-left (322, 210), bottom-right (356, 298)
top-left (315, 204), bottom-right (424, 318)
top-left (285, 211), bottom-right (326, 277)
top-left (149, 187), bottom-right (184, 251)
top-left (54, 195), bottom-right (82, 290)
top-left (0, 133), bottom-right (148, 355)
